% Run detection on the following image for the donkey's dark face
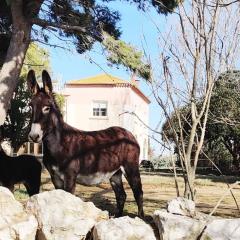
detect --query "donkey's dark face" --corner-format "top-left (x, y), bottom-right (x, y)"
top-left (27, 70), bottom-right (56, 142)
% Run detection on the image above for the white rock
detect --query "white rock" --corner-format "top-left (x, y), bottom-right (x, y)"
top-left (1, 141), bottom-right (12, 155)
top-left (153, 209), bottom-right (205, 240)
top-left (0, 187), bottom-right (38, 240)
top-left (167, 197), bottom-right (195, 217)
top-left (202, 218), bottom-right (240, 240)
top-left (93, 216), bottom-right (156, 240)
top-left (25, 189), bottom-right (109, 240)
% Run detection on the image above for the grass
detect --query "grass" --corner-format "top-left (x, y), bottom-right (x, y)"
top-left (14, 188), bottom-right (29, 200)
top-left (14, 170), bottom-right (240, 221)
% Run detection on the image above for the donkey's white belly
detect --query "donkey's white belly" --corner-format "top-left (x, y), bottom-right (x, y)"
top-left (77, 171), bottom-right (117, 186)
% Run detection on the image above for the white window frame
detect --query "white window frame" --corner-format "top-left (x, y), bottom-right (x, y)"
top-left (92, 101), bottom-right (108, 117)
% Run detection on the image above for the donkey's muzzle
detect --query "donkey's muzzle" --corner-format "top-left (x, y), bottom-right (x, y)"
top-left (29, 123), bottom-right (43, 143)
top-left (29, 133), bottom-right (40, 143)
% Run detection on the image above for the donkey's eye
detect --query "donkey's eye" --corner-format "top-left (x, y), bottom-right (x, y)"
top-left (42, 106), bottom-right (51, 114)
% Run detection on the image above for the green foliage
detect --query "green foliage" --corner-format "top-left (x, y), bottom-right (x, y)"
top-left (207, 70), bottom-right (240, 169)
top-left (204, 141), bottom-right (232, 173)
top-left (126, 0), bottom-right (182, 14)
top-left (161, 105), bottom-right (191, 144)
top-left (103, 34), bottom-right (151, 80)
top-left (3, 76), bottom-right (31, 151)
top-left (5, 0), bottom-right (11, 6)
top-left (21, 43), bottom-right (51, 77)
top-left (2, 43), bottom-right (50, 151)
top-left (208, 71), bottom-right (240, 140)
top-left (152, 155), bottom-right (177, 170)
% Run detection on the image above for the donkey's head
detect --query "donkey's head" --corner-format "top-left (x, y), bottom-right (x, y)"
top-left (27, 70), bottom-right (61, 143)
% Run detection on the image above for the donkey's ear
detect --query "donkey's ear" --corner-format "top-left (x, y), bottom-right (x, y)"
top-left (42, 70), bottom-right (53, 94)
top-left (27, 70), bottom-right (39, 95)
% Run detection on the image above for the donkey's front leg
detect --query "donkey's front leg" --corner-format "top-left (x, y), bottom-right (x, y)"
top-left (51, 173), bottom-right (64, 189)
top-left (64, 173), bottom-right (77, 194)
top-left (63, 164), bottom-right (77, 194)
top-left (45, 164), bottom-right (64, 189)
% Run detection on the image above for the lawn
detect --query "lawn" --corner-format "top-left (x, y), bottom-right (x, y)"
top-left (14, 170), bottom-right (240, 225)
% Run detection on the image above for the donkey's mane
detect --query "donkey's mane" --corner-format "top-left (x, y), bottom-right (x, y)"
top-left (52, 92), bottom-right (63, 117)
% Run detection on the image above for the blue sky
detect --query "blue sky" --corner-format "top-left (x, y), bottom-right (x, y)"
top-left (46, 2), bottom-right (174, 155)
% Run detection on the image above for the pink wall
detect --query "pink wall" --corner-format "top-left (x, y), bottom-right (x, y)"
top-left (64, 84), bottom-right (149, 160)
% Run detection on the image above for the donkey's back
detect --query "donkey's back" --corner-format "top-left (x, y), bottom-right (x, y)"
top-left (59, 126), bottom-right (140, 175)
top-left (79, 126), bottom-right (140, 158)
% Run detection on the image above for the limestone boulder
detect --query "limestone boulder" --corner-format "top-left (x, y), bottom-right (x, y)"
top-left (202, 218), bottom-right (240, 240)
top-left (153, 208), bottom-right (240, 240)
top-left (167, 197), bottom-right (195, 217)
top-left (26, 189), bottom-right (109, 240)
top-left (153, 209), bottom-right (205, 240)
top-left (93, 216), bottom-right (156, 240)
top-left (0, 187), bottom-right (38, 240)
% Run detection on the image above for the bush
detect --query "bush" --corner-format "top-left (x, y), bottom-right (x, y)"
top-left (151, 155), bottom-right (177, 170)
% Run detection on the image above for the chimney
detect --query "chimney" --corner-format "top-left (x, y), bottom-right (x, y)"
top-left (130, 72), bottom-right (140, 87)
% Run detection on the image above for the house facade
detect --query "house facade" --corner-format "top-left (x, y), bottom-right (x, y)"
top-left (63, 74), bottom-right (150, 161)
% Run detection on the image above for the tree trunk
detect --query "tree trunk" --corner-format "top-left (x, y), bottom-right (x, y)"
top-left (183, 167), bottom-right (195, 200)
top-left (224, 139), bottom-right (240, 172)
top-left (0, 0), bottom-right (31, 125)
top-left (232, 152), bottom-right (240, 172)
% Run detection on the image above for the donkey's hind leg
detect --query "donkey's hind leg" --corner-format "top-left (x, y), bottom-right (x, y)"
top-left (24, 183), bottom-right (36, 196)
top-left (110, 169), bottom-right (126, 217)
top-left (124, 165), bottom-right (144, 218)
top-left (24, 166), bottom-right (42, 196)
top-left (24, 177), bottom-right (40, 196)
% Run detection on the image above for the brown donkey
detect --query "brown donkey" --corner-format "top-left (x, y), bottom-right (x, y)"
top-left (27, 70), bottom-right (144, 218)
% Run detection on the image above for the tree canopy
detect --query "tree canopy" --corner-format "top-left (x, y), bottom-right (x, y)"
top-left (207, 70), bottom-right (240, 170)
top-left (0, 0), bottom-right (180, 65)
top-left (103, 34), bottom-right (151, 80)
top-left (162, 70), bottom-right (240, 171)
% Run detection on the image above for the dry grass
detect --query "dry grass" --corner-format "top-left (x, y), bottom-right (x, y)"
top-left (14, 170), bottom-right (240, 221)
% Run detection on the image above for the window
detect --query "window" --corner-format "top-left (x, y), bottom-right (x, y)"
top-left (38, 143), bottom-right (43, 154)
top-left (30, 142), bottom-right (34, 153)
top-left (93, 101), bottom-right (108, 117)
top-left (24, 142), bottom-right (43, 155)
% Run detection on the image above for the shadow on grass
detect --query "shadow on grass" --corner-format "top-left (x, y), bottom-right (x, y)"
top-left (76, 186), bottom-right (162, 240)
top-left (196, 202), bottom-right (240, 218)
top-left (76, 186), bottom-right (119, 217)
top-left (200, 175), bottom-right (240, 184)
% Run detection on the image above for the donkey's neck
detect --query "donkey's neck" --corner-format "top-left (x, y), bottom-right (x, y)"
top-left (44, 123), bottom-right (62, 146)
top-left (43, 111), bottom-right (63, 145)
top-left (43, 118), bottom-right (77, 156)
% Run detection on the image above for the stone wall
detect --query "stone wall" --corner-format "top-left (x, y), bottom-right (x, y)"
top-left (0, 187), bottom-right (156, 240)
